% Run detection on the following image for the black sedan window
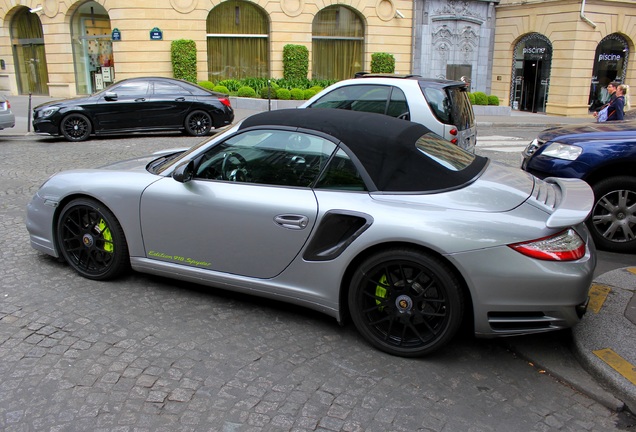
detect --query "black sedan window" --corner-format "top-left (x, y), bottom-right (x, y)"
top-left (111, 81), bottom-right (149, 96)
top-left (153, 81), bottom-right (191, 95)
top-left (194, 130), bottom-right (338, 187)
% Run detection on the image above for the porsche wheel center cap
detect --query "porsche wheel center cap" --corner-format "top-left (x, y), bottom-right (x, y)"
top-left (82, 234), bottom-right (94, 247)
top-left (396, 295), bottom-right (413, 312)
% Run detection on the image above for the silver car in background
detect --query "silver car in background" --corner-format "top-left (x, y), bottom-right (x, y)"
top-left (26, 109), bottom-right (595, 357)
top-left (299, 73), bottom-right (477, 152)
top-left (0, 95), bottom-right (15, 130)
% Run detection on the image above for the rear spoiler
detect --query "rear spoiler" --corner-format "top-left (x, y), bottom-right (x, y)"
top-left (544, 177), bottom-right (594, 228)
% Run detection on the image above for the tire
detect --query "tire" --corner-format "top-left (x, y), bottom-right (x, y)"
top-left (587, 176), bottom-right (636, 253)
top-left (56, 198), bottom-right (130, 280)
top-left (348, 248), bottom-right (464, 357)
top-left (184, 110), bottom-right (213, 136)
top-left (60, 113), bottom-right (92, 142)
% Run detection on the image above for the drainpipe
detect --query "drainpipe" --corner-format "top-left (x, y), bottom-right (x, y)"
top-left (580, 0), bottom-right (597, 28)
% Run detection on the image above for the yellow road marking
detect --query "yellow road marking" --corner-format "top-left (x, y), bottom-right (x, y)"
top-left (627, 267), bottom-right (636, 276)
top-left (588, 284), bottom-right (611, 314)
top-left (593, 348), bottom-right (636, 386)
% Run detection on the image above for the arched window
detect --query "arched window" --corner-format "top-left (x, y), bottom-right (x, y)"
top-left (312, 6), bottom-right (364, 81)
top-left (70, 1), bottom-right (114, 94)
top-left (207, 1), bottom-right (269, 80)
top-left (588, 34), bottom-right (629, 111)
top-left (10, 7), bottom-right (49, 95)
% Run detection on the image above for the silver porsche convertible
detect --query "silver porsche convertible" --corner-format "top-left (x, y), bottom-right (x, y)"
top-left (27, 109), bottom-right (596, 357)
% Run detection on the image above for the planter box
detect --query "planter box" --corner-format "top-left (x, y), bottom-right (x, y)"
top-left (472, 105), bottom-right (511, 116)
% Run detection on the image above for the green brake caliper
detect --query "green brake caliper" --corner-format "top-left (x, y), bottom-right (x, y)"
top-left (97, 219), bottom-right (114, 253)
top-left (375, 274), bottom-right (388, 311)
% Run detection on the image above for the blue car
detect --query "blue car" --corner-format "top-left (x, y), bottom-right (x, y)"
top-left (522, 121), bottom-right (636, 253)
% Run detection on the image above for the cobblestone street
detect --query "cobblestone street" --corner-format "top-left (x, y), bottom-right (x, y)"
top-left (0, 133), bottom-right (629, 431)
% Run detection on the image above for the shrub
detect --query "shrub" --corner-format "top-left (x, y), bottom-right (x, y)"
top-left (218, 79), bottom-right (241, 92)
top-left (309, 85), bottom-right (324, 93)
top-left (260, 82), bottom-right (279, 99)
top-left (213, 85), bottom-right (229, 94)
top-left (290, 88), bottom-right (304, 100)
top-left (237, 86), bottom-right (257, 98)
top-left (283, 44), bottom-right (309, 81)
top-left (487, 95), bottom-right (500, 106)
top-left (370, 52), bottom-right (395, 73)
top-left (473, 91), bottom-right (488, 105)
top-left (171, 39), bottom-right (197, 83)
top-left (277, 88), bottom-right (291, 100)
top-left (468, 92), bottom-right (476, 104)
top-left (198, 81), bottom-right (215, 90)
top-left (303, 89), bottom-right (317, 99)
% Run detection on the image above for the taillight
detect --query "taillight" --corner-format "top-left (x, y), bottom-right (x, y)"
top-left (6, 100), bottom-right (10, 108)
top-left (508, 229), bottom-right (586, 261)
top-left (219, 97), bottom-right (231, 107)
top-left (449, 128), bottom-right (458, 144)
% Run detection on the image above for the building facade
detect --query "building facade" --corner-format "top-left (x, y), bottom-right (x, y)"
top-left (0, 0), bottom-right (414, 97)
top-left (413, 0), bottom-right (499, 94)
top-left (491, 0), bottom-right (635, 116)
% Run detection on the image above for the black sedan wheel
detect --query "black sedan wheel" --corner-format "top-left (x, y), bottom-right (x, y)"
top-left (56, 198), bottom-right (129, 280)
top-left (185, 110), bottom-right (213, 136)
top-left (60, 113), bottom-right (92, 142)
top-left (349, 248), bottom-right (464, 357)
top-left (588, 176), bottom-right (636, 253)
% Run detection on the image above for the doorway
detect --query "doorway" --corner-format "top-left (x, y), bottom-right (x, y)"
top-left (511, 33), bottom-right (552, 113)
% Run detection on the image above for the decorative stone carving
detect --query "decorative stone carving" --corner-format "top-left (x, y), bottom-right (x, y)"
top-left (282, 0), bottom-right (305, 17)
top-left (171, 0), bottom-right (197, 14)
top-left (43, 0), bottom-right (59, 18)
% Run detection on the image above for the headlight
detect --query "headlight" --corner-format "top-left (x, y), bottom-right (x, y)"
top-left (541, 142), bottom-right (582, 160)
top-left (523, 138), bottom-right (541, 157)
top-left (38, 107), bottom-right (59, 118)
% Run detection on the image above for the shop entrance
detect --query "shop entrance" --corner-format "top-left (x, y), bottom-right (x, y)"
top-left (588, 34), bottom-right (629, 111)
top-left (511, 33), bottom-right (552, 113)
top-left (71, 2), bottom-right (114, 95)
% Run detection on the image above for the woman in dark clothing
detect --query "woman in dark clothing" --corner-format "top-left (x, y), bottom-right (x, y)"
top-left (607, 84), bottom-right (625, 121)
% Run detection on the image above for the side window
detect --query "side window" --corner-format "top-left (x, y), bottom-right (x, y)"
top-left (194, 130), bottom-right (338, 187)
top-left (315, 149), bottom-right (367, 191)
top-left (153, 82), bottom-right (191, 96)
top-left (310, 85), bottom-right (389, 115)
top-left (386, 87), bottom-right (410, 120)
top-left (111, 81), bottom-right (149, 96)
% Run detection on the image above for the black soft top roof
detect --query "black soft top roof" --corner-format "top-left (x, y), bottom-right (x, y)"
top-left (239, 108), bottom-right (487, 192)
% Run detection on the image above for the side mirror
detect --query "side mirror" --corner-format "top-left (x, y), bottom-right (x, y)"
top-left (172, 160), bottom-right (195, 183)
top-left (104, 92), bottom-right (118, 101)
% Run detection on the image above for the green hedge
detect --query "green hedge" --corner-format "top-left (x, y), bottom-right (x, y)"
top-left (487, 95), bottom-right (500, 106)
top-left (171, 39), bottom-right (197, 83)
top-left (283, 45), bottom-right (309, 81)
top-left (370, 52), bottom-right (395, 73)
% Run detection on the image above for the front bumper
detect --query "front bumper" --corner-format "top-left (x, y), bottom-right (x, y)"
top-left (26, 192), bottom-right (59, 258)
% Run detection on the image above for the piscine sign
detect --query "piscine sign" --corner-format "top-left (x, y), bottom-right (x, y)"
top-left (598, 53), bottom-right (622, 62)
top-left (150, 27), bottom-right (163, 40)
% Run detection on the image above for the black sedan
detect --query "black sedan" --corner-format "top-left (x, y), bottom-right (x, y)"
top-left (32, 77), bottom-right (234, 141)
top-left (522, 121), bottom-right (636, 253)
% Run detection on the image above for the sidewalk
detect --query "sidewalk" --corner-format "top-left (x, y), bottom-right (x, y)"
top-left (2, 92), bottom-right (635, 414)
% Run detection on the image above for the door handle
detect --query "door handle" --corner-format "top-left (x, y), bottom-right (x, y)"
top-left (175, 97), bottom-right (186, 102)
top-left (274, 214), bottom-right (309, 230)
top-left (135, 98), bottom-right (146, 102)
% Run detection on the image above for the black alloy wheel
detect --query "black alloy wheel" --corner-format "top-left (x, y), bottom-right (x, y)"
top-left (349, 248), bottom-right (464, 357)
top-left (56, 198), bottom-right (129, 280)
top-left (60, 113), bottom-right (92, 142)
top-left (185, 110), bottom-right (213, 136)
top-left (588, 176), bottom-right (636, 253)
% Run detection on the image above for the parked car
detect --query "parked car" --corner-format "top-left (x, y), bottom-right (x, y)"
top-left (32, 77), bottom-right (234, 142)
top-left (0, 95), bottom-right (15, 130)
top-left (27, 109), bottom-right (596, 357)
top-left (522, 121), bottom-right (636, 253)
top-left (299, 73), bottom-right (476, 152)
